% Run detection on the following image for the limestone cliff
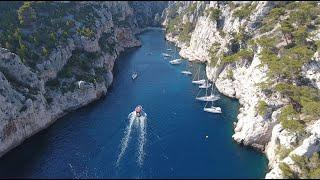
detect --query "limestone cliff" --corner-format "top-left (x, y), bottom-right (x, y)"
top-left (0, 1), bottom-right (166, 158)
top-left (162, 1), bottom-right (320, 178)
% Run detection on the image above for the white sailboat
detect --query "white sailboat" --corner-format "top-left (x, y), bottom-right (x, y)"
top-left (196, 81), bottom-right (220, 101)
top-left (181, 70), bottom-right (192, 75)
top-left (169, 58), bottom-right (182, 65)
top-left (192, 65), bottom-right (206, 84)
top-left (162, 53), bottom-right (171, 57)
top-left (203, 101), bottom-right (222, 114)
top-left (169, 47), bottom-right (183, 65)
top-left (193, 79), bottom-right (206, 84)
top-left (181, 61), bottom-right (192, 75)
top-left (167, 48), bottom-right (172, 51)
top-left (199, 80), bottom-right (211, 89)
top-left (196, 95), bottom-right (220, 101)
top-left (163, 42), bottom-right (172, 58)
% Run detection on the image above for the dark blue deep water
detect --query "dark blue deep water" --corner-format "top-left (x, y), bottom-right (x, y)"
top-left (0, 29), bottom-right (267, 178)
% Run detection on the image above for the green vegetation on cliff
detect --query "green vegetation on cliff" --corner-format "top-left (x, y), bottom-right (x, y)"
top-left (279, 162), bottom-right (295, 179)
top-left (222, 49), bottom-right (254, 64)
top-left (205, 7), bottom-right (221, 21)
top-left (257, 100), bottom-right (268, 117)
top-left (233, 2), bottom-right (257, 20)
top-left (46, 49), bottom-right (105, 94)
top-left (178, 22), bottom-right (193, 43)
top-left (289, 153), bottom-right (320, 179)
top-left (0, 1), bottom-right (125, 71)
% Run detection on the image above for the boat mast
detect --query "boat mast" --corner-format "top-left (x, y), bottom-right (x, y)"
top-left (197, 65), bottom-right (200, 81)
top-left (205, 81), bottom-right (208, 96)
top-left (192, 65), bottom-right (199, 81)
top-left (210, 78), bottom-right (214, 96)
top-left (204, 100), bottom-right (209, 109)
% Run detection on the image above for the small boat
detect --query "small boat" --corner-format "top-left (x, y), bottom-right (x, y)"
top-left (204, 106), bottom-right (222, 113)
top-left (135, 105), bottom-right (143, 117)
top-left (169, 59), bottom-right (182, 65)
top-left (181, 70), bottom-right (192, 75)
top-left (134, 105), bottom-right (147, 117)
top-left (132, 72), bottom-right (138, 80)
top-left (167, 48), bottom-right (173, 51)
top-left (192, 79), bottom-right (206, 84)
top-left (162, 53), bottom-right (171, 57)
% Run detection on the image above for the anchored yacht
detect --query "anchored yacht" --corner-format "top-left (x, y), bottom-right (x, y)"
top-left (169, 58), bottom-right (182, 65)
top-left (204, 106), bottom-right (222, 113)
top-left (162, 53), bottom-right (171, 57)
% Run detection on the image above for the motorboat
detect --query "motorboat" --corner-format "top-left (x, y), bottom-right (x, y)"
top-left (134, 105), bottom-right (147, 117)
top-left (135, 105), bottom-right (142, 117)
top-left (132, 72), bottom-right (138, 80)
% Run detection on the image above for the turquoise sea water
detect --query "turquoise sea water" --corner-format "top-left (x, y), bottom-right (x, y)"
top-left (0, 29), bottom-right (267, 178)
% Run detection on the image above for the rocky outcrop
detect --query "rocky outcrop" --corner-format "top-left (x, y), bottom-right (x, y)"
top-left (265, 120), bottom-right (320, 178)
top-left (0, 1), bottom-right (166, 158)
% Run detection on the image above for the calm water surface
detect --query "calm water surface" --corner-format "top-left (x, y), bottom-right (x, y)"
top-left (0, 29), bottom-right (267, 178)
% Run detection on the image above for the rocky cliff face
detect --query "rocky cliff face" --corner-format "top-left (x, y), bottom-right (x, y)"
top-left (162, 1), bottom-right (320, 178)
top-left (0, 1), bottom-right (166, 158)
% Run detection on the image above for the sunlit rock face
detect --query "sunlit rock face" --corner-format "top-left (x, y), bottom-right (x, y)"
top-left (162, 1), bottom-right (320, 178)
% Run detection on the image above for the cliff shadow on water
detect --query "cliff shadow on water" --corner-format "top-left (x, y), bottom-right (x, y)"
top-left (0, 29), bottom-right (267, 178)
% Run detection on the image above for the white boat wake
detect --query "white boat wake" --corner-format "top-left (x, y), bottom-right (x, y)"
top-left (137, 116), bottom-right (147, 166)
top-left (116, 111), bottom-right (147, 167)
top-left (116, 113), bottom-right (135, 167)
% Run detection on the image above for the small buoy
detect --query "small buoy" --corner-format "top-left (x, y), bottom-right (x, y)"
top-left (205, 135), bottom-right (208, 139)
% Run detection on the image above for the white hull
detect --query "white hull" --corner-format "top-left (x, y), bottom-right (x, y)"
top-left (192, 79), bottom-right (206, 84)
top-left (132, 73), bottom-right (138, 80)
top-left (162, 53), bottom-right (171, 57)
top-left (181, 71), bottom-right (192, 75)
top-left (172, 58), bottom-right (182, 61)
top-left (170, 62), bottom-right (181, 65)
top-left (199, 83), bottom-right (211, 89)
top-left (204, 107), bottom-right (222, 113)
top-left (169, 59), bottom-right (182, 65)
top-left (196, 95), bottom-right (220, 102)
